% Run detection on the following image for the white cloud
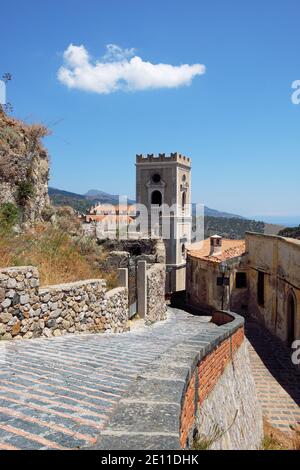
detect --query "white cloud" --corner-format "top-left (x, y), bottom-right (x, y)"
top-left (57, 44), bottom-right (205, 94)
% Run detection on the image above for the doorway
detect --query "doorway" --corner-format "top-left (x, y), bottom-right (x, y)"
top-left (287, 291), bottom-right (296, 348)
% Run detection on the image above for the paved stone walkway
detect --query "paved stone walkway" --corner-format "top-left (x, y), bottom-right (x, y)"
top-left (0, 308), bottom-right (215, 450)
top-left (245, 320), bottom-right (300, 433)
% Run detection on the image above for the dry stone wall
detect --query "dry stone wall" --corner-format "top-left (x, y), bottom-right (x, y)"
top-left (0, 266), bottom-right (128, 340)
top-left (146, 263), bottom-right (167, 325)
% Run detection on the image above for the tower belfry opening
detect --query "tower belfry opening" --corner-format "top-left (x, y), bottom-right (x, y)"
top-left (151, 190), bottom-right (162, 206)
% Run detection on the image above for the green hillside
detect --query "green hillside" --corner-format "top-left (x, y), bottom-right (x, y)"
top-left (194, 216), bottom-right (265, 239)
top-left (278, 225), bottom-right (300, 240)
top-left (49, 188), bottom-right (93, 213)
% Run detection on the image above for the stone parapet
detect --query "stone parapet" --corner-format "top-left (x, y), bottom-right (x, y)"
top-left (136, 153), bottom-right (191, 166)
top-left (92, 309), bottom-right (263, 450)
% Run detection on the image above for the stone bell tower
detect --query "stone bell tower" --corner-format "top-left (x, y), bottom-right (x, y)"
top-left (136, 152), bottom-right (192, 292)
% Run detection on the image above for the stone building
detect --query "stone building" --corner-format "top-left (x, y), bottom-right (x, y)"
top-left (186, 235), bottom-right (247, 314)
top-left (86, 203), bottom-right (136, 222)
top-left (186, 232), bottom-right (300, 347)
top-left (136, 153), bottom-right (192, 292)
top-left (246, 232), bottom-right (300, 346)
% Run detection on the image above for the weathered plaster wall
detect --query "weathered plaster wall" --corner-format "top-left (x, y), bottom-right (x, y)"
top-left (186, 255), bottom-right (247, 315)
top-left (0, 266), bottom-right (128, 340)
top-left (187, 234), bottom-right (300, 346)
top-left (186, 257), bottom-right (218, 312)
top-left (246, 233), bottom-right (300, 343)
top-left (146, 263), bottom-right (167, 325)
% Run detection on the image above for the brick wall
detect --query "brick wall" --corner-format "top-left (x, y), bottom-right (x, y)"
top-left (180, 327), bottom-right (246, 448)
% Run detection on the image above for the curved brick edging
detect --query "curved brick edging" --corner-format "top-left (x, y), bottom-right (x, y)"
top-left (92, 310), bottom-right (263, 450)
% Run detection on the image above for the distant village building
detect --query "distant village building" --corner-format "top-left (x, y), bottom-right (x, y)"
top-left (84, 203), bottom-right (135, 238)
top-left (186, 233), bottom-right (299, 347)
top-left (246, 232), bottom-right (299, 347)
top-left (86, 203), bottom-right (136, 223)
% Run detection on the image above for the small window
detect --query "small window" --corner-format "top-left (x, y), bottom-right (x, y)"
top-left (236, 272), bottom-right (247, 289)
top-left (257, 271), bottom-right (265, 307)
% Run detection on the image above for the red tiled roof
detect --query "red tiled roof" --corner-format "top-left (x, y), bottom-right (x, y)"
top-left (86, 214), bottom-right (134, 223)
top-left (188, 238), bottom-right (246, 263)
top-left (89, 204), bottom-right (136, 215)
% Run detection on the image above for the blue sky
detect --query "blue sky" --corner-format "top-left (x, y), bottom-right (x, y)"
top-left (1, 0), bottom-right (300, 221)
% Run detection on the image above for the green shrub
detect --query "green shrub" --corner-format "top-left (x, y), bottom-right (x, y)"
top-left (17, 180), bottom-right (35, 205)
top-left (0, 203), bottom-right (19, 229)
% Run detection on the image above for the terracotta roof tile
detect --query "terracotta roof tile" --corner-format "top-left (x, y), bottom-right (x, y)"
top-left (188, 238), bottom-right (246, 263)
top-left (86, 214), bottom-right (134, 223)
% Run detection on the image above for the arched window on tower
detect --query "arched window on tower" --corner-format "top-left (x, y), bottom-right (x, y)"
top-left (151, 190), bottom-right (162, 206)
top-left (182, 191), bottom-right (186, 211)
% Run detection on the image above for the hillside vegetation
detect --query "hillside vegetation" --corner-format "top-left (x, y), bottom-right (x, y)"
top-left (49, 188), bottom-right (93, 213)
top-left (0, 111), bottom-right (118, 288)
top-left (202, 216), bottom-right (265, 239)
top-left (49, 187), bottom-right (135, 213)
top-left (0, 205), bottom-right (116, 288)
top-left (278, 225), bottom-right (300, 240)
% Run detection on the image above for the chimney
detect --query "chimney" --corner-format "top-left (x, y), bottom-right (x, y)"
top-left (210, 235), bottom-right (222, 256)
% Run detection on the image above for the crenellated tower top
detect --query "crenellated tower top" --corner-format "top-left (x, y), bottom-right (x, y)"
top-left (136, 152), bottom-right (191, 167)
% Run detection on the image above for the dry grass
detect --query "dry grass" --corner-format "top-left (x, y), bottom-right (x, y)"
top-left (262, 418), bottom-right (300, 450)
top-left (0, 221), bottom-right (116, 288)
top-left (290, 424), bottom-right (300, 450)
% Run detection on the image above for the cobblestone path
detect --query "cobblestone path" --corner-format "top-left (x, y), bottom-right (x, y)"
top-left (246, 320), bottom-right (300, 433)
top-left (0, 309), bottom-right (214, 450)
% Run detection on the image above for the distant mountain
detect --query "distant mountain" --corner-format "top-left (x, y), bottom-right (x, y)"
top-left (202, 206), bottom-right (244, 219)
top-left (49, 187), bottom-right (283, 238)
top-left (85, 189), bottom-right (110, 197)
top-left (49, 187), bottom-right (93, 213)
top-left (85, 189), bottom-right (119, 202)
top-left (49, 187), bottom-right (86, 201)
top-left (50, 187), bottom-right (245, 219)
top-left (49, 187), bottom-right (135, 212)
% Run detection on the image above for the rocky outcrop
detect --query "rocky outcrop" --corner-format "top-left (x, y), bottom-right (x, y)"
top-left (0, 109), bottom-right (50, 224)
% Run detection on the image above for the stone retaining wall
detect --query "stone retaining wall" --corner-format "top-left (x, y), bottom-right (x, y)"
top-left (180, 325), bottom-right (262, 449)
top-left (146, 263), bottom-right (167, 325)
top-left (0, 266), bottom-right (128, 340)
top-left (93, 310), bottom-right (263, 450)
